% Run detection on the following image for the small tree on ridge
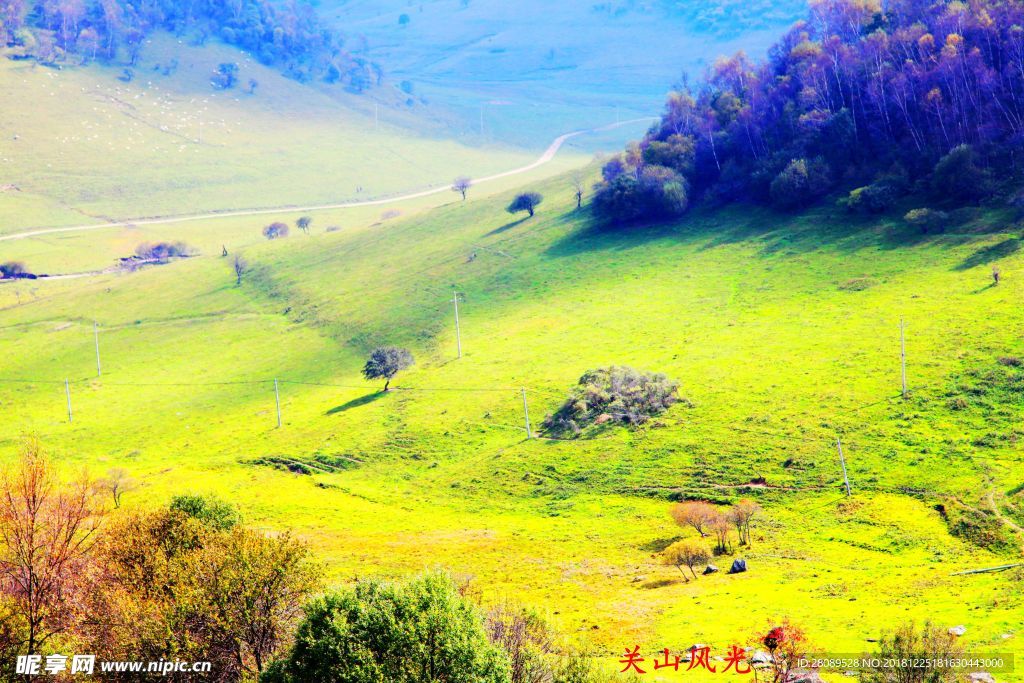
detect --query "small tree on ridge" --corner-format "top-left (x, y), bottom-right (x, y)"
top-left (362, 347), bottom-right (414, 391)
top-left (506, 192), bottom-right (543, 218)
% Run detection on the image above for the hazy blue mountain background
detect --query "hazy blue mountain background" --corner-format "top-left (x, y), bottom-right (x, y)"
top-left (321, 0), bottom-right (806, 147)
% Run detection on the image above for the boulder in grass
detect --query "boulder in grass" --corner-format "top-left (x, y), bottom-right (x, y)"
top-left (680, 645), bottom-right (708, 663)
top-left (728, 558), bottom-right (747, 574)
top-left (949, 625), bottom-right (967, 637)
top-left (968, 673), bottom-right (996, 683)
top-left (703, 564), bottom-right (719, 575)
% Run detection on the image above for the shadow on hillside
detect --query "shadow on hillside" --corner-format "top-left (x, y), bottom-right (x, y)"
top-left (546, 199), bottom-right (1023, 269)
top-left (638, 577), bottom-right (686, 589)
top-left (638, 536), bottom-right (682, 553)
top-left (955, 238), bottom-right (1021, 271)
top-left (485, 216), bottom-right (530, 236)
top-left (326, 391), bottom-right (386, 415)
top-left (543, 212), bottom-right (684, 258)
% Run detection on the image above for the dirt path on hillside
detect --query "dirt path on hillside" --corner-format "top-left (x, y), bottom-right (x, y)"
top-left (0, 118), bottom-right (655, 243)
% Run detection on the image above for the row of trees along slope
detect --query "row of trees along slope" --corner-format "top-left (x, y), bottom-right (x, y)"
top-left (0, 0), bottom-right (380, 89)
top-left (594, 0), bottom-right (1024, 223)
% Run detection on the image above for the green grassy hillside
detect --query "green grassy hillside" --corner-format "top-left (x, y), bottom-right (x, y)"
top-left (2, 167), bottom-right (1023, 678)
top-left (0, 32), bottom-right (593, 233)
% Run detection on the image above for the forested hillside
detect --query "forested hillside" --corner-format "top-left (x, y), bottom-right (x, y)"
top-left (0, 0), bottom-right (379, 89)
top-left (595, 0), bottom-right (1024, 222)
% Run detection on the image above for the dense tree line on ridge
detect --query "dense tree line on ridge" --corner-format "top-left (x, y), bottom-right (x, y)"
top-left (0, 0), bottom-right (379, 90)
top-left (594, 0), bottom-right (1024, 223)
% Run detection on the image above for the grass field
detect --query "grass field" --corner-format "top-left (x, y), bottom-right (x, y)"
top-left (3, 158), bottom-right (1023, 679)
top-left (0, 32), bottom-right (608, 235)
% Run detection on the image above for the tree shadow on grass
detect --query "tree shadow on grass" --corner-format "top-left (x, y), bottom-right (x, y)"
top-left (638, 577), bottom-right (685, 589)
top-left (544, 213), bottom-right (684, 258)
top-left (485, 216), bottom-right (530, 237)
top-left (326, 391), bottom-right (387, 415)
top-left (544, 196), bottom-right (1019, 270)
top-left (955, 238), bottom-right (1020, 271)
top-left (638, 536), bottom-right (682, 553)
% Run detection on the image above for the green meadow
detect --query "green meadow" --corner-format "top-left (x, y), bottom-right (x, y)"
top-left (0, 33), bottom-right (595, 234)
top-left (2, 157), bottom-right (1023, 679)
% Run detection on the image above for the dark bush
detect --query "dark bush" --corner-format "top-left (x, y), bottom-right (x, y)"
top-left (0, 261), bottom-right (29, 279)
top-left (769, 157), bottom-right (832, 210)
top-left (930, 145), bottom-right (990, 203)
top-left (947, 506), bottom-right (1011, 551)
top-left (543, 366), bottom-right (682, 436)
top-left (839, 170), bottom-right (906, 214)
top-left (903, 208), bottom-right (949, 234)
top-left (134, 241), bottom-right (193, 260)
top-left (592, 164), bottom-right (688, 224)
top-left (641, 134), bottom-right (696, 176)
top-left (263, 222), bottom-right (290, 240)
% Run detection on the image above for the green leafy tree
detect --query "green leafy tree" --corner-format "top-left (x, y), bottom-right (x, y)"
top-left (362, 346), bottom-right (414, 391)
top-left (261, 573), bottom-right (510, 683)
top-left (592, 165), bottom-right (689, 224)
top-left (169, 494), bottom-right (240, 531)
top-left (904, 208), bottom-right (949, 234)
top-left (930, 145), bottom-right (990, 203)
top-left (506, 192), bottom-right (543, 218)
top-left (769, 157), bottom-right (832, 210)
top-left (185, 527), bottom-right (319, 676)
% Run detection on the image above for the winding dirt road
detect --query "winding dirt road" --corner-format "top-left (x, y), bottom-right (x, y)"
top-left (0, 118), bottom-right (655, 243)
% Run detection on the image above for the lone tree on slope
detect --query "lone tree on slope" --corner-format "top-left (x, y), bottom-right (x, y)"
top-left (233, 255), bottom-right (248, 286)
top-left (506, 192), bottom-right (543, 217)
top-left (452, 176), bottom-right (472, 201)
top-left (670, 500), bottom-right (717, 537)
top-left (571, 173), bottom-right (584, 209)
top-left (661, 539), bottom-right (710, 580)
top-left (362, 347), bottom-right (414, 391)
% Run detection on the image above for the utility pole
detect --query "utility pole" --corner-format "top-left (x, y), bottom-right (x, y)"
top-left (522, 388), bottom-right (532, 439)
top-left (899, 317), bottom-right (908, 399)
top-left (453, 291), bottom-right (462, 359)
top-left (65, 378), bottom-right (73, 423)
top-left (93, 321), bottom-right (101, 377)
top-left (836, 438), bottom-right (851, 496)
top-left (274, 378), bottom-right (282, 428)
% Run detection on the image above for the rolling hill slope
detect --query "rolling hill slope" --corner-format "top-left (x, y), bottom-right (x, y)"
top-left (0, 32), bottom-right (566, 234)
top-left (1, 167), bottom-right (1023, 678)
